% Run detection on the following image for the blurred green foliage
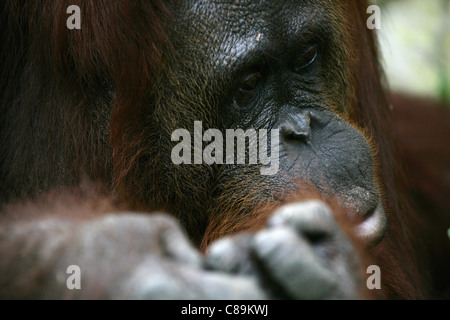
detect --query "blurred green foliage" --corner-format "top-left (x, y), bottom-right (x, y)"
top-left (372, 0), bottom-right (449, 105)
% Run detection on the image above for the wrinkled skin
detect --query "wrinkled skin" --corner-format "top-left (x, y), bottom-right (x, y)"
top-left (0, 0), bottom-right (387, 299)
top-left (150, 0), bottom-right (386, 247)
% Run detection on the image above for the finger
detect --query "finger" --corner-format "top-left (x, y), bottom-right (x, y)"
top-left (120, 258), bottom-right (267, 300)
top-left (253, 227), bottom-right (338, 299)
top-left (204, 233), bottom-right (255, 274)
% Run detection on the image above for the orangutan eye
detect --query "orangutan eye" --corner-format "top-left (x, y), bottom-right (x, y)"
top-left (294, 44), bottom-right (319, 72)
top-left (239, 72), bottom-right (263, 92)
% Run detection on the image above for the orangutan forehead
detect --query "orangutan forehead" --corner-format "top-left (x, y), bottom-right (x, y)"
top-left (172, 0), bottom-right (337, 35)
top-left (168, 0), bottom-right (343, 69)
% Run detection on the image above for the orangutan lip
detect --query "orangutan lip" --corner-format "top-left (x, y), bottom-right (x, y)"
top-left (356, 202), bottom-right (387, 247)
top-left (363, 202), bottom-right (378, 219)
top-left (348, 199), bottom-right (378, 222)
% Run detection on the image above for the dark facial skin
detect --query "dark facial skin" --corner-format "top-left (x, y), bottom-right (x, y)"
top-left (152, 0), bottom-right (387, 246)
